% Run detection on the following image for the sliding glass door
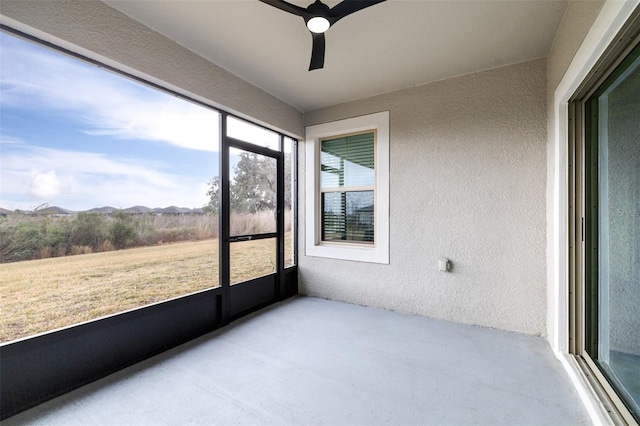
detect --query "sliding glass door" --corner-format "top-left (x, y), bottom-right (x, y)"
top-left (582, 42), bottom-right (639, 422)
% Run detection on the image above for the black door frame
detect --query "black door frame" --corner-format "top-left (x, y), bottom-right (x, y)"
top-left (219, 112), bottom-right (288, 323)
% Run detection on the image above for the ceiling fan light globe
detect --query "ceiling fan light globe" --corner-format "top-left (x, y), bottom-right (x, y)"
top-left (307, 17), bottom-right (330, 33)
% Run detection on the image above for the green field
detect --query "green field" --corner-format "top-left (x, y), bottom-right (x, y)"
top-left (0, 237), bottom-right (286, 342)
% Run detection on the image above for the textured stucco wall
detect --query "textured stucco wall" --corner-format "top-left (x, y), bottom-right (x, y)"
top-left (545, 0), bottom-right (604, 340)
top-left (0, 0), bottom-right (303, 137)
top-left (301, 59), bottom-right (548, 335)
top-left (547, 1), bottom-right (606, 92)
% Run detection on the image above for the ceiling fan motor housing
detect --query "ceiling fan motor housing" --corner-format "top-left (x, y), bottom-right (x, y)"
top-left (306, 0), bottom-right (331, 21)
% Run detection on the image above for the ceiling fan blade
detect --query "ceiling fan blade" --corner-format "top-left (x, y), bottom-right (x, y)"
top-left (309, 32), bottom-right (326, 70)
top-left (258, 0), bottom-right (309, 18)
top-left (328, 0), bottom-right (386, 24)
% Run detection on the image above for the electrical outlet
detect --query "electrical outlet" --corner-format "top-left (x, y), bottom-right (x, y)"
top-left (439, 258), bottom-right (451, 272)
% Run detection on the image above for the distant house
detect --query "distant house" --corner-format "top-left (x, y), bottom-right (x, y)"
top-left (123, 206), bottom-right (152, 215)
top-left (32, 206), bottom-right (72, 217)
top-left (152, 206), bottom-right (204, 216)
top-left (0, 207), bottom-right (12, 218)
top-left (86, 206), bottom-right (118, 216)
top-left (153, 206), bottom-right (183, 216)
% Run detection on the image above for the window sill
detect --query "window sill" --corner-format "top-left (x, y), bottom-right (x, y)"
top-left (306, 241), bottom-right (388, 264)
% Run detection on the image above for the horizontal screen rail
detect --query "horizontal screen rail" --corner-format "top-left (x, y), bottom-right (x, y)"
top-left (228, 233), bottom-right (277, 243)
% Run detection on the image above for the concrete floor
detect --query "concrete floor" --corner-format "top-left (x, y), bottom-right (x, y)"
top-left (4, 296), bottom-right (590, 425)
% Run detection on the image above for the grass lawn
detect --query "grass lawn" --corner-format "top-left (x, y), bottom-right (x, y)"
top-left (1, 236), bottom-right (289, 343)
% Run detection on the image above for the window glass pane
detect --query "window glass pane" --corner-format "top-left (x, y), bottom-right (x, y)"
top-left (322, 191), bottom-right (374, 243)
top-left (285, 137), bottom-right (296, 267)
top-left (0, 32), bottom-right (219, 343)
top-left (230, 238), bottom-right (276, 285)
top-left (321, 132), bottom-right (374, 188)
top-left (229, 149), bottom-right (277, 236)
top-left (592, 49), bottom-right (640, 417)
top-left (227, 116), bottom-right (280, 151)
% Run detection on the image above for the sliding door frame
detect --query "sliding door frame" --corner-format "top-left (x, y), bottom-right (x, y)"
top-left (568, 10), bottom-right (640, 424)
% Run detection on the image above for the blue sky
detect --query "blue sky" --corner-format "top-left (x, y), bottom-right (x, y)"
top-left (0, 31), bottom-right (222, 211)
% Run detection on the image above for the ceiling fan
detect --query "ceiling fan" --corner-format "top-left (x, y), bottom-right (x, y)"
top-left (258, 0), bottom-right (387, 71)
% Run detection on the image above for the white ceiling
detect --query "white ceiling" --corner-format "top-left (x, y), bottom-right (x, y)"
top-left (103, 0), bottom-right (568, 112)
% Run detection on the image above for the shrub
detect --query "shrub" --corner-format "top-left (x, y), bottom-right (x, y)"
top-left (98, 240), bottom-right (114, 253)
top-left (36, 246), bottom-right (53, 259)
top-left (133, 215), bottom-right (158, 246)
top-left (9, 222), bottom-right (45, 262)
top-left (156, 228), bottom-right (181, 244)
top-left (70, 245), bottom-right (93, 255)
top-left (0, 221), bottom-right (17, 262)
top-left (230, 210), bottom-right (277, 236)
top-left (0, 210), bottom-right (271, 263)
top-left (44, 218), bottom-right (72, 256)
top-left (55, 244), bottom-right (67, 257)
top-left (69, 213), bottom-right (107, 251)
top-left (110, 220), bottom-right (136, 249)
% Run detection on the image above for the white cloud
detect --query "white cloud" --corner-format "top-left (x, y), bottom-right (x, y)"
top-left (0, 34), bottom-right (220, 152)
top-left (0, 34), bottom-right (220, 212)
top-left (1, 145), bottom-right (211, 211)
top-left (0, 135), bottom-right (24, 145)
top-left (28, 170), bottom-right (64, 199)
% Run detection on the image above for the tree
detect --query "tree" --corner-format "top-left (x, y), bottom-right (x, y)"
top-left (204, 152), bottom-right (293, 214)
top-left (203, 176), bottom-right (220, 214)
top-left (284, 153), bottom-right (292, 210)
top-left (231, 152), bottom-right (276, 214)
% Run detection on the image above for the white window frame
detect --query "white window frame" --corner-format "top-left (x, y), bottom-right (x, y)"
top-left (305, 111), bottom-right (389, 264)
